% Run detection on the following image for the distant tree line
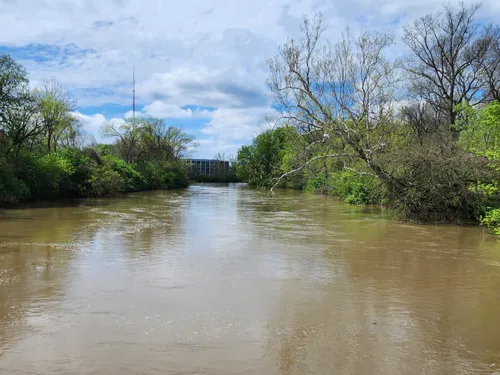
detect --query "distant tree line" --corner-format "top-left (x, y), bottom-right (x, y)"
top-left (0, 55), bottom-right (195, 205)
top-left (235, 4), bottom-right (500, 233)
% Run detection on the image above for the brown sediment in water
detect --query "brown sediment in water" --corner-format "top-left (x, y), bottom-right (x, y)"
top-left (1, 184), bottom-right (499, 374)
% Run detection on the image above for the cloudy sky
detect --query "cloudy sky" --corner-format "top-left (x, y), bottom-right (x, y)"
top-left (1, 0), bottom-right (499, 158)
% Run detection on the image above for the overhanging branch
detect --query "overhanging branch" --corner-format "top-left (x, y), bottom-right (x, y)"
top-left (270, 153), bottom-right (351, 193)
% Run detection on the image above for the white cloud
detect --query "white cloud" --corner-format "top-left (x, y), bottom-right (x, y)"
top-left (190, 107), bottom-right (276, 158)
top-left (142, 101), bottom-right (211, 119)
top-left (3, 0), bottom-right (500, 157)
top-left (202, 107), bottom-right (274, 141)
top-left (137, 66), bottom-right (269, 110)
top-left (71, 111), bottom-right (125, 143)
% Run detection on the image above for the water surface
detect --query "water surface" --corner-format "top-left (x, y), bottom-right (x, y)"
top-left (1, 184), bottom-right (500, 374)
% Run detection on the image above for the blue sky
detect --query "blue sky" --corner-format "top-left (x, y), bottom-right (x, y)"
top-left (1, 0), bottom-right (499, 158)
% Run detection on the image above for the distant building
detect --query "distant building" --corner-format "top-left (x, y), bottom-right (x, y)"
top-left (186, 159), bottom-right (230, 177)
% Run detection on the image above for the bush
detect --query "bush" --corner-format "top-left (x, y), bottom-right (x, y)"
top-left (134, 160), bottom-right (189, 190)
top-left (480, 208), bottom-right (500, 234)
top-left (101, 154), bottom-right (145, 192)
top-left (303, 170), bottom-right (384, 205)
top-left (0, 159), bottom-right (30, 204)
top-left (0, 148), bottom-right (191, 206)
top-left (87, 165), bottom-right (125, 196)
top-left (17, 152), bottom-right (74, 199)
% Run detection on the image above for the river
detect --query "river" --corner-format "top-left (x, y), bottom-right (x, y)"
top-left (0, 184), bottom-right (499, 374)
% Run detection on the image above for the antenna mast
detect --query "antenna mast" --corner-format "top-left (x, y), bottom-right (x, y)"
top-left (132, 65), bottom-right (136, 120)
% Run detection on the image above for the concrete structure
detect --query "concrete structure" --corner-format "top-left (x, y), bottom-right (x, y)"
top-left (186, 159), bottom-right (229, 177)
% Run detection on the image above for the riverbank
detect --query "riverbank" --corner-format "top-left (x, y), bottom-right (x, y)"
top-left (1, 53), bottom-right (197, 208)
top-left (234, 121), bottom-right (500, 234)
top-left (0, 147), bottom-right (190, 207)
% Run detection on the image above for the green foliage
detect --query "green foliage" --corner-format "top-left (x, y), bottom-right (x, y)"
top-left (459, 101), bottom-right (500, 154)
top-left (0, 55), bottom-right (194, 206)
top-left (134, 160), bottom-right (189, 190)
top-left (235, 126), bottom-right (296, 186)
top-left (0, 54), bottom-right (29, 122)
top-left (0, 159), bottom-right (29, 204)
top-left (20, 152), bottom-right (75, 199)
top-left (481, 209), bottom-right (500, 235)
top-left (458, 101), bottom-right (500, 232)
top-left (303, 170), bottom-right (384, 205)
top-left (330, 171), bottom-right (384, 205)
top-left (87, 165), bottom-right (125, 196)
top-left (0, 146), bottom-right (191, 205)
top-left (101, 154), bottom-right (145, 192)
top-left (303, 174), bottom-right (330, 194)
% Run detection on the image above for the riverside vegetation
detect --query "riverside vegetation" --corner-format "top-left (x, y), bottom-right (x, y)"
top-left (235, 4), bottom-right (500, 234)
top-left (2, 3), bottom-right (500, 234)
top-left (0, 56), bottom-right (195, 205)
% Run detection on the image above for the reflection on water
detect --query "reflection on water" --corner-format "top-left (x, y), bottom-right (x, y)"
top-left (1, 184), bottom-right (499, 374)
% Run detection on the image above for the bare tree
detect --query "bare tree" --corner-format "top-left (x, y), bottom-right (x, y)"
top-left (402, 3), bottom-right (494, 129)
top-left (213, 152), bottom-right (230, 177)
top-left (481, 25), bottom-right (500, 101)
top-left (267, 14), bottom-right (401, 190)
top-left (401, 101), bottom-right (447, 141)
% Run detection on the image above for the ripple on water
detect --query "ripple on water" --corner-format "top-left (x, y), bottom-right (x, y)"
top-left (1, 187), bottom-right (500, 375)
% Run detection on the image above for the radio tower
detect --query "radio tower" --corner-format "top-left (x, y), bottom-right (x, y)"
top-left (132, 65), bottom-right (136, 120)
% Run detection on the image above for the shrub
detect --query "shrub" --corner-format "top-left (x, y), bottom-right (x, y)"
top-left (87, 165), bottom-right (125, 196)
top-left (17, 152), bottom-right (75, 199)
top-left (480, 208), bottom-right (500, 235)
top-left (0, 159), bottom-right (30, 204)
top-left (303, 170), bottom-right (384, 205)
top-left (134, 160), bottom-right (189, 190)
top-left (101, 154), bottom-right (145, 192)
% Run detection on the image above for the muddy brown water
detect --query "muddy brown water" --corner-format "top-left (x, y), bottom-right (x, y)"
top-left (1, 184), bottom-right (500, 375)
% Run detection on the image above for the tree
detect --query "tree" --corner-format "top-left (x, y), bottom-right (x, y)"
top-left (0, 54), bottom-right (29, 124)
top-left (267, 14), bottom-right (400, 189)
top-left (33, 78), bottom-right (77, 153)
top-left (138, 118), bottom-right (195, 161)
top-left (2, 96), bottom-right (43, 156)
top-left (481, 26), bottom-right (500, 101)
top-left (235, 126), bottom-right (297, 186)
top-left (458, 101), bottom-right (500, 232)
top-left (103, 117), bottom-right (195, 163)
top-left (163, 125), bottom-right (195, 160)
top-left (102, 117), bottom-right (144, 163)
top-left (214, 152), bottom-right (228, 162)
top-left (136, 117), bottom-right (166, 160)
top-left (402, 3), bottom-right (494, 129)
top-left (213, 152), bottom-right (229, 177)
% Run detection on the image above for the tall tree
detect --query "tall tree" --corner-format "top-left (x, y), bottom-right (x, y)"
top-left (33, 78), bottom-right (77, 153)
top-left (2, 96), bottom-right (43, 156)
top-left (481, 26), bottom-right (500, 101)
top-left (139, 118), bottom-right (194, 161)
top-left (0, 54), bottom-right (30, 125)
top-left (402, 3), bottom-right (494, 129)
top-left (102, 117), bottom-right (144, 163)
top-left (163, 125), bottom-right (195, 160)
top-left (267, 14), bottom-right (400, 189)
